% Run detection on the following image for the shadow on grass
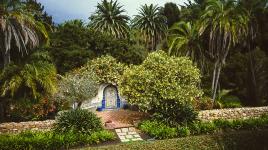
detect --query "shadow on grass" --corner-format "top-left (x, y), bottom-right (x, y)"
top-left (213, 129), bottom-right (268, 150)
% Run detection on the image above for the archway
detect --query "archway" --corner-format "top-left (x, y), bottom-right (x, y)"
top-left (102, 85), bottom-right (121, 109)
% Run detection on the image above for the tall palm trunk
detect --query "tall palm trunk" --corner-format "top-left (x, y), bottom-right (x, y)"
top-left (3, 50), bottom-right (11, 67)
top-left (211, 60), bottom-right (222, 101)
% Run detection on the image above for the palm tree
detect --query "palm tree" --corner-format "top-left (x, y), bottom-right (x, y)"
top-left (0, 0), bottom-right (49, 68)
top-left (199, 0), bottom-right (249, 100)
top-left (239, 0), bottom-right (268, 105)
top-left (132, 4), bottom-right (167, 51)
top-left (89, 0), bottom-right (130, 39)
top-left (168, 21), bottom-right (206, 71)
top-left (0, 51), bottom-right (57, 99)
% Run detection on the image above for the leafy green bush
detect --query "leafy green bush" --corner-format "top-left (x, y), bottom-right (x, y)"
top-left (55, 70), bottom-right (99, 109)
top-left (119, 51), bottom-right (202, 124)
top-left (8, 97), bottom-right (57, 122)
top-left (197, 122), bottom-right (218, 134)
top-left (140, 115), bottom-right (268, 139)
top-left (193, 97), bottom-right (214, 110)
top-left (53, 109), bottom-right (103, 134)
top-left (177, 126), bottom-right (191, 137)
top-left (80, 55), bottom-right (127, 85)
top-left (139, 120), bottom-right (177, 139)
top-left (213, 119), bottom-right (232, 129)
top-left (216, 90), bottom-right (242, 108)
top-left (153, 101), bottom-right (198, 126)
top-left (220, 95), bottom-right (242, 108)
top-left (0, 130), bottom-right (115, 150)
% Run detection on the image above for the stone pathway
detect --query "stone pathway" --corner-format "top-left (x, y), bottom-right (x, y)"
top-left (115, 127), bottom-right (143, 142)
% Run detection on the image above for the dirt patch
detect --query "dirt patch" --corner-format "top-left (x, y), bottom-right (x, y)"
top-left (96, 109), bottom-right (149, 129)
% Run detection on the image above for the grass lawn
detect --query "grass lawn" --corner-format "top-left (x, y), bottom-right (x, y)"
top-left (85, 129), bottom-right (268, 150)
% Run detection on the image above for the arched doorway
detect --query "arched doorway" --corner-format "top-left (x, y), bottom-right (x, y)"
top-left (102, 85), bottom-right (120, 109)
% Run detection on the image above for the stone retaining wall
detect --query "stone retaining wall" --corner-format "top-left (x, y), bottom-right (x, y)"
top-left (198, 106), bottom-right (268, 121)
top-left (1, 107), bottom-right (268, 134)
top-left (0, 120), bottom-right (55, 134)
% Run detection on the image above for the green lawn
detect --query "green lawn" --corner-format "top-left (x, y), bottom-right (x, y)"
top-left (87, 129), bottom-right (268, 150)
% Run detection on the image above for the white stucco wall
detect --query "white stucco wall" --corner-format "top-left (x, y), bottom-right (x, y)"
top-left (81, 83), bottom-right (127, 110)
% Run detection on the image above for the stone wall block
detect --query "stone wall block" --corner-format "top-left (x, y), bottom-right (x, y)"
top-left (198, 107), bottom-right (268, 121)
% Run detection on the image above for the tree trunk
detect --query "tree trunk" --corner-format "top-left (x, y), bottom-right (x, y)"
top-left (211, 61), bottom-right (222, 101)
top-left (213, 65), bottom-right (222, 101)
top-left (0, 100), bottom-right (7, 123)
top-left (3, 50), bottom-right (11, 67)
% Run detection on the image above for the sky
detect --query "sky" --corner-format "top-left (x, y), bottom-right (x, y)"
top-left (37, 0), bottom-right (189, 23)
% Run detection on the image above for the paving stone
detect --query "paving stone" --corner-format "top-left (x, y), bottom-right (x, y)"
top-left (132, 138), bottom-right (143, 141)
top-left (118, 132), bottom-right (127, 136)
top-left (125, 135), bottom-right (133, 139)
top-left (134, 134), bottom-right (141, 138)
top-left (135, 138), bottom-right (143, 141)
top-left (128, 132), bottom-right (137, 135)
top-left (115, 127), bottom-right (143, 143)
top-left (121, 139), bottom-right (130, 142)
top-left (121, 128), bottom-right (129, 133)
top-left (119, 136), bottom-right (126, 140)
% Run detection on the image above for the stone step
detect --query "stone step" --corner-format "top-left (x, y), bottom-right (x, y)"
top-left (115, 127), bottom-right (143, 143)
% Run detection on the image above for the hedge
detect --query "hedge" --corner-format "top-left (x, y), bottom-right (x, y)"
top-left (0, 130), bottom-right (115, 150)
top-left (139, 115), bottom-right (268, 139)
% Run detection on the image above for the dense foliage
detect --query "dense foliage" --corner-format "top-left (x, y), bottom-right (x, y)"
top-left (8, 97), bottom-right (58, 121)
top-left (0, 52), bottom-right (57, 98)
top-left (139, 115), bottom-right (268, 139)
top-left (132, 4), bottom-right (167, 51)
top-left (53, 109), bottom-right (103, 134)
top-left (55, 70), bottom-right (98, 109)
top-left (0, 52), bottom-right (57, 122)
top-left (48, 20), bottom-right (147, 74)
top-left (0, 130), bottom-right (115, 150)
top-left (0, 0), bottom-right (49, 67)
top-left (119, 51), bottom-right (202, 124)
top-left (89, 0), bottom-right (130, 39)
top-left (1, 0), bottom-right (268, 122)
top-left (80, 55), bottom-right (126, 85)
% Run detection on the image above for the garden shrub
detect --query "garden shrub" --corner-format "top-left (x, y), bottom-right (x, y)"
top-left (213, 119), bottom-right (232, 129)
top-left (177, 126), bottom-right (191, 137)
top-left (0, 130), bottom-right (115, 150)
top-left (119, 51), bottom-right (202, 124)
top-left (53, 109), bottom-right (103, 134)
top-left (8, 97), bottom-right (58, 122)
top-left (193, 97), bottom-right (214, 110)
top-left (197, 121), bottom-right (218, 134)
top-left (55, 70), bottom-right (99, 109)
top-left (153, 101), bottom-right (198, 126)
top-left (139, 120), bottom-right (177, 139)
top-left (80, 55), bottom-right (127, 85)
top-left (140, 115), bottom-right (268, 139)
top-left (219, 95), bottom-right (242, 108)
